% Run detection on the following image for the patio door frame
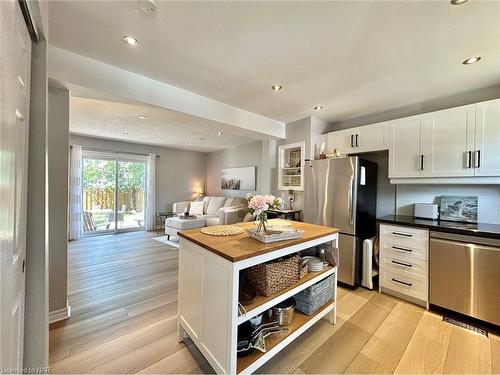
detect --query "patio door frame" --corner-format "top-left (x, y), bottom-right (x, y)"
top-left (82, 149), bottom-right (148, 236)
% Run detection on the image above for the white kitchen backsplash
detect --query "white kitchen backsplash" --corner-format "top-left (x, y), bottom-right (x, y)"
top-left (396, 185), bottom-right (500, 224)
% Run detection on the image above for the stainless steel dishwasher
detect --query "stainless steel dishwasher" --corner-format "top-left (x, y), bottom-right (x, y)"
top-left (430, 231), bottom-right (500, 326)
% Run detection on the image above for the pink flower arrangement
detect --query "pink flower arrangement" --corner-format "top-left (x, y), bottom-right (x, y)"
top-left (246, 193), bottom-right (283, 233)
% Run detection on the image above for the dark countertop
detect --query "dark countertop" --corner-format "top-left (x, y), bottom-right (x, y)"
top-left (377, 214), bottom-right (500, 240)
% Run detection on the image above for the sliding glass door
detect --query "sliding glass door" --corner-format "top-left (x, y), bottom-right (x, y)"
top-left (82, 151), bottom-right (146, 235)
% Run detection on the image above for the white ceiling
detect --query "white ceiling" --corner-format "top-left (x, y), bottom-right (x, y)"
top-left (69, 95), bottom-right (258, 152)
top-left (49, 1), bottom-right (500, 125)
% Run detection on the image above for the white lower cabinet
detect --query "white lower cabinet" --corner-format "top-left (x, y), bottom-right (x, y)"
top-left (379, 224), bottom-right (429, 307)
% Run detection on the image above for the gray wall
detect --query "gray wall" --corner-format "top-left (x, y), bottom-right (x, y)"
top-left (48, 87), bottom-right (69, 312)
top-left (69, 135), bottom-right (207, 211)
top-left (206, 141), bottom-right (264, 197)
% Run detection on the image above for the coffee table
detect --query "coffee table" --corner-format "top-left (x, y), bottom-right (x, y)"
top-left (165, 216), bottom-right (206, 240)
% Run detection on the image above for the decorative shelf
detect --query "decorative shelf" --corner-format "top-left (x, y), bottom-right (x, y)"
top-left (236, 300), bottom-right (336, 374)
top-left (238, 266), bottom-right (335, 325)
top-left (278, 142), bottom-right (305, 191)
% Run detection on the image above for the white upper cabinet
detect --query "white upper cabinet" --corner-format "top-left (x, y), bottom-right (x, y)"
top-left (426, 105), bottom-right (475, 177)
top-left (326, 122), bottom-right (389, 155)
top-left (389, 115), bottom-right (426, 178)
top-left (327, 129), bottom-right (355, 154)
top-left (474, 99), bottom-right (500, 176)
top-left (356, 122), bottom-right (390, 153)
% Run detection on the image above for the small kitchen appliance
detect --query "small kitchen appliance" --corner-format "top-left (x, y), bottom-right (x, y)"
top-left (414, 203), bottom-right (439, 220)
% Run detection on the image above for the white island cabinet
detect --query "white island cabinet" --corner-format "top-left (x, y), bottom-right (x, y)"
top-left (177, 221), bottom-right (339, 374)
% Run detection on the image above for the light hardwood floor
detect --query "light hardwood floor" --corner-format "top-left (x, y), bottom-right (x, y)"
top-left (50, 231), bottom-right (499, 374)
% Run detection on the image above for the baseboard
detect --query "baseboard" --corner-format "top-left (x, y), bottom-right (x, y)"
top-left (49, 303), bottom-right (71, 324)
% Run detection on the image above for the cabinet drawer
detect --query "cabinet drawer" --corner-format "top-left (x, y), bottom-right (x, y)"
top-left (380, 267), bottom-right (428, 302)
top-left (380, 253), bottom-right (428, 277)
top-left (380, 224), bottom-right (429, 260)
top-left (380, 240), bottom-right (428, 261)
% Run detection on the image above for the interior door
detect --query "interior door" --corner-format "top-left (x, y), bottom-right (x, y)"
top-left (0, 1), bottom-right (32, 369)
top-left (426, 105), bottom-right (475, 177)
top-left (389, 114), bottom-right (426, 178)
top-left (474, 99), bottom-right (500, 176)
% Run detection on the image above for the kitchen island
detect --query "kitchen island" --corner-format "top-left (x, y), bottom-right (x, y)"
top-left (177, 221), bottom-right (339, 374)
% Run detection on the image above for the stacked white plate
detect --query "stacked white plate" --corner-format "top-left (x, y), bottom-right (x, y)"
top-left (306, 257), bottom-right (324, 272)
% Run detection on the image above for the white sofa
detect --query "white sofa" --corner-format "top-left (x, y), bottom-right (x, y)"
top-left (172, 196), bottom-right (248, 227)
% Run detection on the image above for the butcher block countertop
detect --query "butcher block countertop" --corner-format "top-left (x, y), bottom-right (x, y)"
top-left (177, 221), bottom-right (339, 262)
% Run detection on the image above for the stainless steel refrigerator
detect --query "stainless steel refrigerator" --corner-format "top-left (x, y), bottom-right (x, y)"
top-left (303, 157), bottom-right (377, 286)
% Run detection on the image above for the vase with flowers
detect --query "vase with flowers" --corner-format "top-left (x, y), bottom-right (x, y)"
top-left (246, 193), bottom-right (283, 234)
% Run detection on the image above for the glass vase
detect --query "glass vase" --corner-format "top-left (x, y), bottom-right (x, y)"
top-left (256, 212), bottom-right (268, 234)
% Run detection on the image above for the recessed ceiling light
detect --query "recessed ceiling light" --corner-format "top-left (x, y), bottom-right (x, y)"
top-left (314, 105), bottom-right (324, 111)
top-left (120, 131), bottom-right (129, 135)
top-left (462, 56), bottom-right (481, 65)
top-left (450, 0), bottom-right (468, 4)
top-left (188, 141), bottom-right (193, 145)
top-left (217, 131), bottom-right (223, 136)
top-left (138, 115), bottom-right (146, 120)
top-left (123, 35), bottom-right (139, 46)
top-left (272, 84), bottom-right (282, 91)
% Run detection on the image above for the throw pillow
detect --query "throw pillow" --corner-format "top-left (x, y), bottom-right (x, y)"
top-left (202, 196), bottom-right (211, 214)
top-left (206, 196), bottom-right (227, 215)
top-left (189, 201), bottom-right (204, 216)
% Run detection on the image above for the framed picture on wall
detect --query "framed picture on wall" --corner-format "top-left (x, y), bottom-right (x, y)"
top-left (221, 166), bottom-right (256, 191)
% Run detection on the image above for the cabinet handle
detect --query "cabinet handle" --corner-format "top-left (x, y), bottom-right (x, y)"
top-left (392, 260), bottom-right (412, 268)
top-left (419, 155), bottom-right (424, 171)
top-left (475, 150), bottom-right (481, 168)
top-left (350, 134), bottom-right (354, 147)
top-left (355, 134), bottom-right (359, 147)
top-left (392, 278), bottom-right (412, 287)
top-left (392, 231), bottom-right (412, 238)
top-left (392, 245), bottom-right (413, 252)
top-left (466, 151), bottom-right (472, 169)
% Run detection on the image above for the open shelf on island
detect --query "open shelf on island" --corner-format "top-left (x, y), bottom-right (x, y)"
top-left (238, 265), bottom-right (335, 325)
top-left (236, 300), bottom-right (335, 374)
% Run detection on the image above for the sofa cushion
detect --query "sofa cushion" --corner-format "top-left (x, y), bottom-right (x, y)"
top-left (205, 216), bottom-right (220, 227)
top-left (202, 196), bottom-right (211, 214)
top-left (189, 201), bottom-right (204, 216)
top-left (224, 197), bottom-right (247, 207)
top-left (206, 196), bottom-right (226, 215)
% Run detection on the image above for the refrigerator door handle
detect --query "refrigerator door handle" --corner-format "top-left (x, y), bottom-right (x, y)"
top-left (348, 174), bottom-right (354, 225)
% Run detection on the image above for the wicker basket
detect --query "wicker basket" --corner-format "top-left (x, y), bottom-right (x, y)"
top-left (294, 274), bottom-right (334, 315)
top-left (243, 255), bottom-right (301, 297)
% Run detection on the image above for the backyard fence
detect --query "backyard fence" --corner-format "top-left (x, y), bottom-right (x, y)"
top-left (84, 189), bottom-right (144, 212)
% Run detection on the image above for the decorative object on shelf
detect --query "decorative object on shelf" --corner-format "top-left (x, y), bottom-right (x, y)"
top-left (289, 149), bottom-right (301, 168)
top-left (440, 195), bottom-right (478, 223)
top-left (243, 255), bottom-right (301, 297)
top-left (200, 225), bottom-right (245, 236)
top-left (246, 193), bottom-right (283, 234)
top-left (221, 166), bottom-right (256, 191)
top-left (294, 274), bottom-right (335, 315)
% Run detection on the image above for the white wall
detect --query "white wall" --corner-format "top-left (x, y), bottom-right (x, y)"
top-left (206, 141), bottom-right (263, 197)
top-left (396, 185), bottom-right (500, 224)
top-left (70, 135), bottom-right (207, 211)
